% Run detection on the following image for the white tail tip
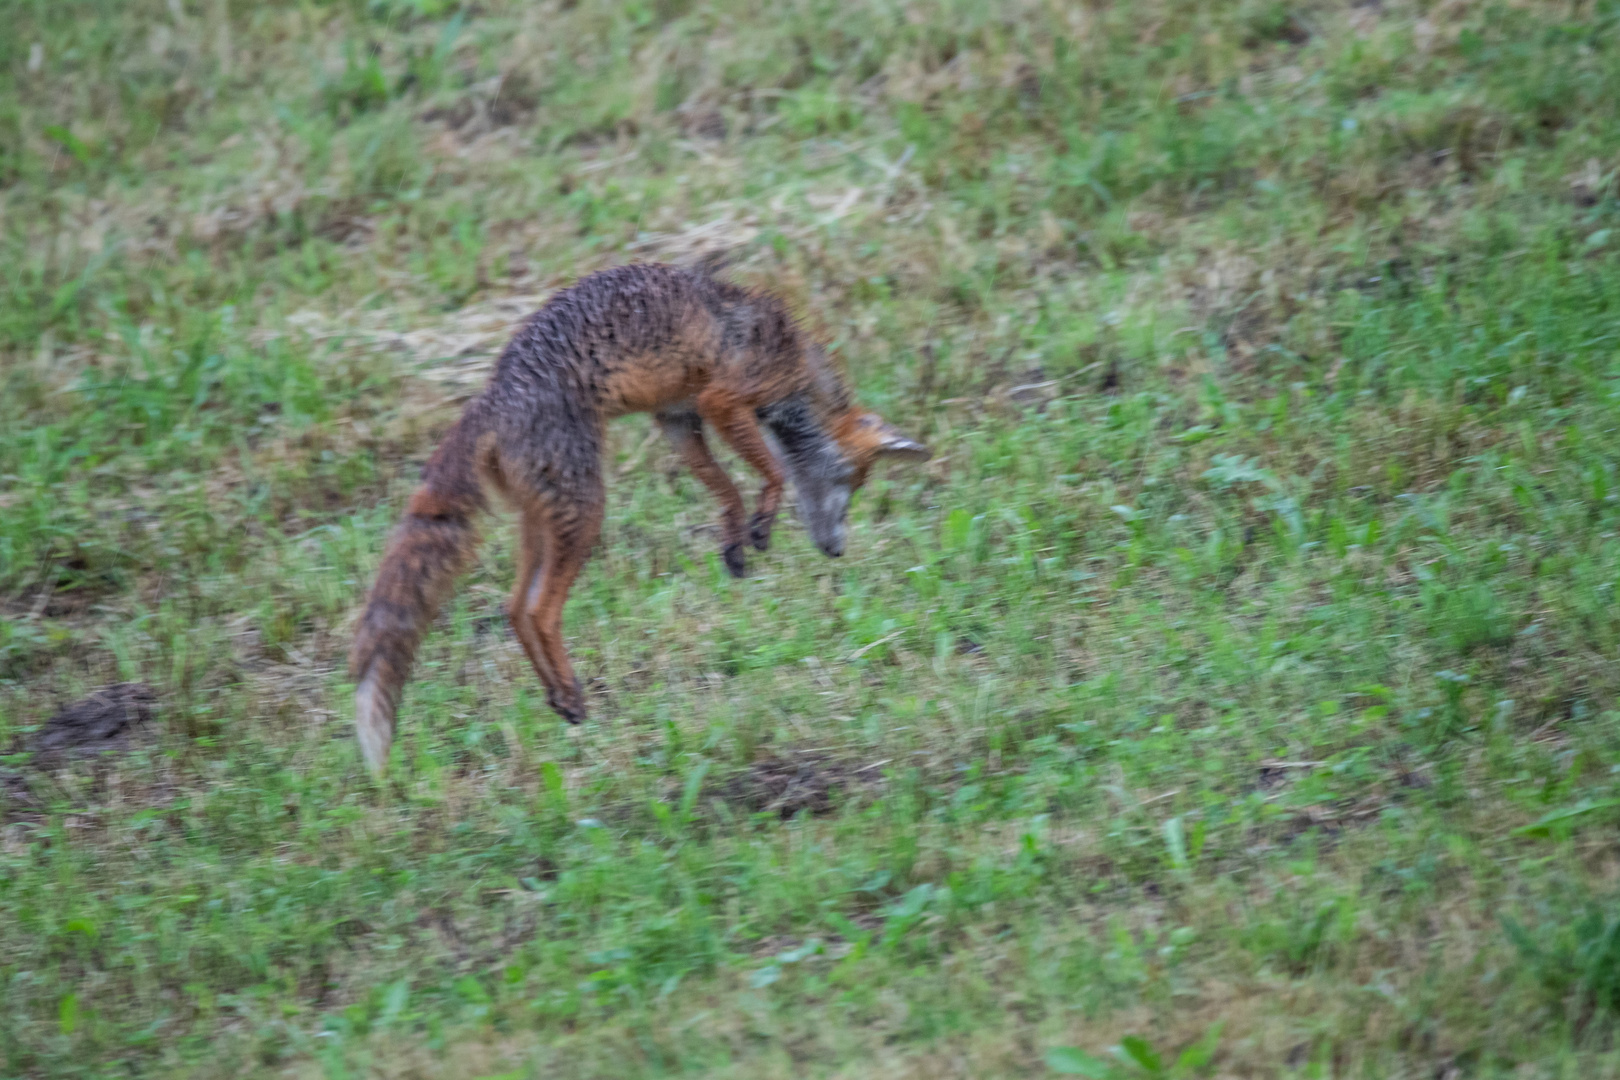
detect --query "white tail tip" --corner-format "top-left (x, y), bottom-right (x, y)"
top-left (355, 669), bottom-right (393, 776)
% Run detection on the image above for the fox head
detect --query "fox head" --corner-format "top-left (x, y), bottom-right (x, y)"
top-left (762, 353), bottom-right (929, 557)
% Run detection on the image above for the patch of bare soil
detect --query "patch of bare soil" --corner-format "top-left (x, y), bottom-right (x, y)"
top-left (31, 682), bottom-right (157, 760)
top-left (719, 752), bottom-right (884, 819)
top-left (2, 683), bottom-right (159, 819)
top-left (1249, 751), bottom-right (1433, 847)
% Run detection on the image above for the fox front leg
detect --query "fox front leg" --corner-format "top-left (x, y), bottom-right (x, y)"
top-left (698, 396), bottom-right (786, 557)
top-left (656, 411), bottom-right (750, 577)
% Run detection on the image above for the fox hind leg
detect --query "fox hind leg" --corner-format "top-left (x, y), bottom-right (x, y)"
top-left (509, 508), bottom-right (560, 699)
top-left (509, 487), bottom-right (603, 724)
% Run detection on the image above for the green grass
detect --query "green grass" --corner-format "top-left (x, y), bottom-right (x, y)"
top-left (4, 0), bottom-right (1620, 1075)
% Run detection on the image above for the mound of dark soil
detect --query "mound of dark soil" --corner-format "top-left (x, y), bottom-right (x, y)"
top-left (32, 682), bottom-right (157, 760)
top-left (722, 753), bottom-right (881, 819)
top-left (1, 682), bottom-right (158, 820)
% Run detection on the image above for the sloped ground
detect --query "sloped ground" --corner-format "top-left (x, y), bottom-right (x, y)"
top-left (4, 1), bottom-right (1620, 1076)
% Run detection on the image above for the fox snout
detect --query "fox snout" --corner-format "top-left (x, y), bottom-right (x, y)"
top-left (817, 527), bottom-right (846, 558)
top-left (796, 481), bottom-right (852, 558)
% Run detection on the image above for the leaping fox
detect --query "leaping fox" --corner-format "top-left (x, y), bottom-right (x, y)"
top-left (350, 263), bottom-right (929, 774)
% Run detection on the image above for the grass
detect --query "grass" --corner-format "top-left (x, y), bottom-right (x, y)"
top-left (4, 0), bottom-right (1620, 1075)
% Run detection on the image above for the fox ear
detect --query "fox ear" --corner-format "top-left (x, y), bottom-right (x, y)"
top-left (873, 419), bottom-right (930, 462)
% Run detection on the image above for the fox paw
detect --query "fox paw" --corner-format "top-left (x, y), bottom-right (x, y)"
top-left (546, 683), bottom-right (586, 724)
top-left (748, 511), bottom-right (774, 552)
top-left (722, 542), bottom-right (747, 578)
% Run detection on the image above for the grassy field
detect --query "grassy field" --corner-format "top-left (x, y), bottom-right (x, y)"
top-left (4, 0), bottom-right (1620, 1075)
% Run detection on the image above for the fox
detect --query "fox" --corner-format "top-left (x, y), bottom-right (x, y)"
top-left (349, 262), bottom-right (930, 774)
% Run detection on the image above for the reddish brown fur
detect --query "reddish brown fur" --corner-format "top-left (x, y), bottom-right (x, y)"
top-left (348, 263), bottom-right (924, 774)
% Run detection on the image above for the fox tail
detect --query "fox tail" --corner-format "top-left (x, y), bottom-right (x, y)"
top-left (350, 405), bottom-right (491, 774)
